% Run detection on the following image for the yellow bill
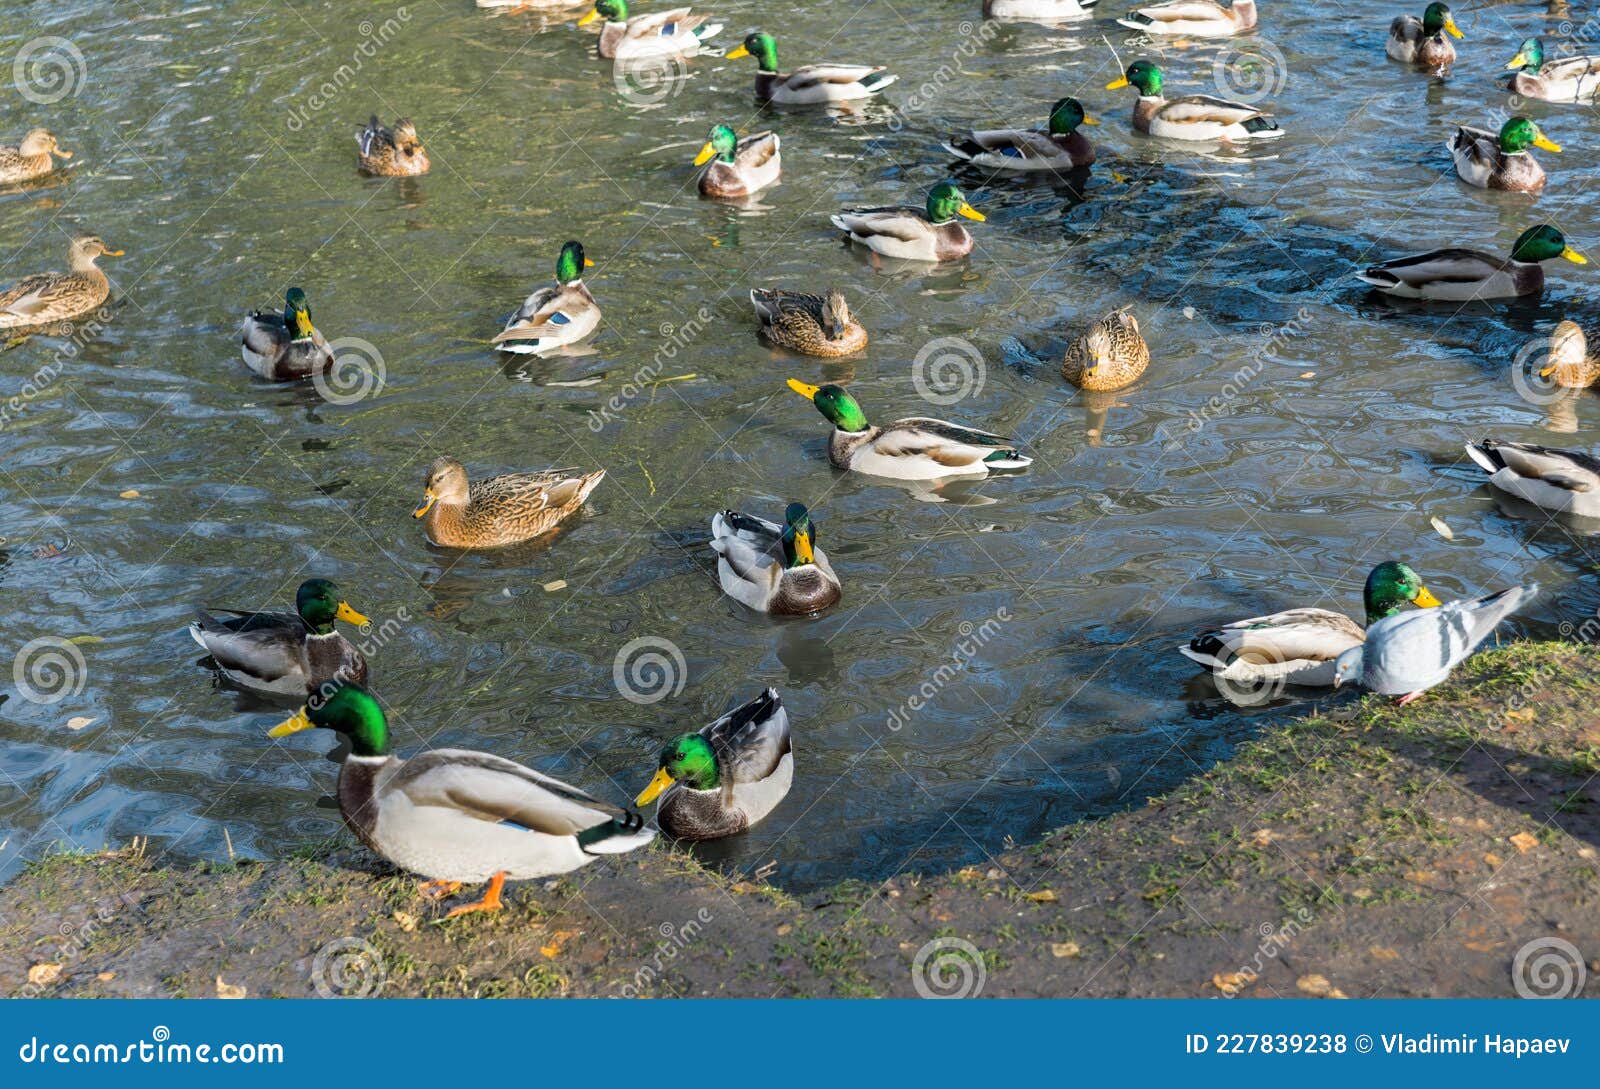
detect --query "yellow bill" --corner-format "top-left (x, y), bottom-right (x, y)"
top-left (635, 767), bottom-right (675, 806)
top-left (1106, 76), bottom-right (1130, 90)
top-left (792, 527), bottom-right (815, 565)
top-left (577, 8), bottom-right (600, 24)
top-left (1444, 16), bottom-right (1462, 39)
top-left (335, 601), bottom-right (370, 626)
top-left (1533, 132), bottom-right (1562, 153)
top-left (1540, 364), bottom-right (1558, 378)
top-left (1506, 52), bottom-right (1529, 70)
top-left (787, 378), bottom-right (820, 400)
top-left (413, 490), bottom-right (438, 518)
top-left (957, 202), bottom-right (986, 222)
top-left (103, 247), bottom-right (125, 256)
top-left (1080, 114), bottom-right (1100, 126)
top-left (584, 257), bottom-right (595, 267)
top-left (55, 148), bottom-right (73, 159)
top-left (726, 44), bottom-right (750, 59)
top-left (268, 708), bottom-right (315, 738)
top-left (1413, 586), bottom-right (1442, 608)
top-left (1562, 246), bottom-right (1588, 265)
top-left (693, 142), bottom-right (716, 166)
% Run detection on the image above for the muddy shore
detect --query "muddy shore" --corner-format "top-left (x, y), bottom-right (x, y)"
top-left (4, 642), bottom-right (1597, 998)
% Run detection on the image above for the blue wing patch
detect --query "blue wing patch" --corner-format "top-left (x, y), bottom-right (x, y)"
top-left (659, 20), bottom-right (677, 35)
top-left (549, 311), bottom-right (571, 325)
top-left (1002, 146), bottom-right (1023, 158)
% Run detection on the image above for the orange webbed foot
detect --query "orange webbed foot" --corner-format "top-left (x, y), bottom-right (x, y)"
top-left (417, 879), bottom-right (462, 901)
top-left (444, 871), bottom-right (507, 918)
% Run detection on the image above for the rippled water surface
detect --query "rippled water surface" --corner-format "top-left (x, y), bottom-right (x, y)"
top-left (1, 0), bottom-right (1596, 889)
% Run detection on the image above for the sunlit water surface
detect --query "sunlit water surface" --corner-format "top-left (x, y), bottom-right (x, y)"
top-left (0, 0), bottom-right (1594, 889)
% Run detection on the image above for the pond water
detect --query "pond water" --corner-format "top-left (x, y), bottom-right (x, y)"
top-left (0, 0), bottom-right (1593, 890)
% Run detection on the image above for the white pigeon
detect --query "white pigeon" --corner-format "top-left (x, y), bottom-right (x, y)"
top-left (1332, 583), bottom-right (1539, 704)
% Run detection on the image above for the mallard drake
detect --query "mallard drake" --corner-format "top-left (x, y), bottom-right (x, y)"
top-left (727, 32), bottom-right (896, 105)
top-left (750, 287), bottom-right (866, 357)
top-left (1356, 224), bottom-right (1587, 301)
top-left (696, 125), bottom-right (780, 199)
top-left (1504, 37), bottom-right (1600, 102)
top-left (356, 116), bottom-right (429, 176)
top-left (1333, 583), bottom-right (1539, 704)
top-left (1388, 3), bottom-right (1461, 68)
top-left (578, 0), bottom-right (721, 59)
top-left (491, 240), bottom-right (599, 355)
top-left (983, 0), bottom-right (1097, 18)
top-left (1106, 61), bottom-right (1282, 141)
top-left (1449, 117), bottom-right (1558, 192)
top-left (0, 235), bottom-right (120, 331)
top-left (414, 456), bottom-right (604, 549)
top-left (1061, 306), bottom-right (1149, 391)
top-left (240, 287), bottom-right (336, 380)
top-left (269, 683), bottom-right (654, 916)
top-left (1180, 562), bottom-right (1440, 690)
top-left (1467, 440), bottom-right (1600, 518)
top-left (787, 379), bottom-right (1030, 480)
top-left (944, 97), bottom-right (1098, 172)
top-left (710, 504), bottom-right (841, 616)
top-left (0, 128), bottom-right (71, 185)
top-left (635, 688), bottom-right (792, 840)
top-left (831, 181), bottom-right (984, 263)
top-left (1116, 0), bottom-right (1256, 37)
top-left (1531, 320), bottom-right (1599, 389)
top-left (190, 578), bottom-right (369, 697)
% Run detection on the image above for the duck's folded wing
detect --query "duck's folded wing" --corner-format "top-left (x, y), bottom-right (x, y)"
top-left (1545, 55), bottom-right (1600, 80)
top-left (735, 131), bottom-right (779, 168)
top-left (965, 128), bottom-right (1059, 158)
top-left (493, 286), bottom-right (562, 342)
top-left (1, 273), bottom-right (67, 317)
top-left (785, 64), bottom-right (884, 90)
top-left (393, 750), bottom-right (633, 834)
top-left (702, 688), bottom-right (791, 783)
top-left (241, 311), bottom-right (290, 354)
top-left (1134, 0), bottom-right (1227, 21)
top-left (831, 208), bottom-right (926, 240)
top-left (625, 7), bottom-right (700, 38)
top-left (1361, 248), bottom-right (1503, 286)
top-left (191, 609), bottom-right (305, 679)
top-left (1475, 441), bottom-right (1600, 490)
top-left (1194, 609), bottom-right (1363, 662)
top-left (1390, 15), bottom-right (1421, 40)
top-left (1165, 96), bottom-right (1267, 126)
